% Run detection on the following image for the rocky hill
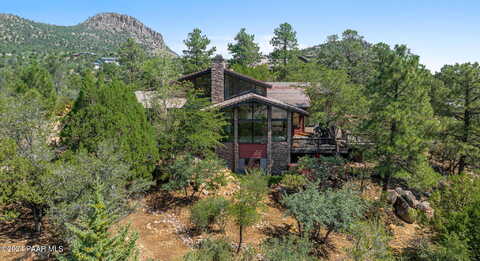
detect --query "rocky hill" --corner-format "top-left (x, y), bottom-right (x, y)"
top-left (0, 13), bottom-right (176, 55)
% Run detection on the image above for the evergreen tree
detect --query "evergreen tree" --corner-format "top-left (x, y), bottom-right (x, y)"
top-left (363, 44), bottom-right (436, 191)
top-left (436, 63), bottom-right (480, 174)
top-left (182, 28), bottom-right (216, 74)
top-left (118, 38), bottom-right (147, 84)
top-left (269, 23), bottom-right (298, 80)
top-left (0, 93), bottom-right (54, 233)
top-left (307, 29), bottom-right (377, 86)
top-left (229, 170), bottom-right (268, 253)
top-left (57, 183), bottom-right (139, 261)
top-left (61, 75), bottom-right (158, 181)
top-left (227, 28), bottom-right (262, 66)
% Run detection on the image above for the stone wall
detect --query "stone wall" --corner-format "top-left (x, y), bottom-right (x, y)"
top-left (216, 142), bottom-right (234, 170)
top-left (271, 142), bottom-right (290, 174)
top-left (211, 55), bottom-right (225, 104)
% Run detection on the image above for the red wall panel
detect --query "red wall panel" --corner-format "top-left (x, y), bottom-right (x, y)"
top-left (239, 144), bottom-right (267, 158)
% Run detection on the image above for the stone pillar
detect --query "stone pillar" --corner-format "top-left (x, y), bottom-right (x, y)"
top-left (234, 107), bottom-right (239, 172)
top-left (267, 106), bottom-right (272, 173)
top-left (287, 111), bottom-right (292, 165)
top-left (211, 55), bottom-right (225, 104)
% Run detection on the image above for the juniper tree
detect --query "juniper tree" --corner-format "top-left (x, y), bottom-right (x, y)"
top-left (270, 23), bottom-right (298, 80)
top-left (57, 184), bottom-right (139, 261)
top-left (228, 28), bottom-right (262, 66)
top-left (61, 76), bottom-right (158, 181)
top-left (363, 44), bottom-right (436, 191)
top-left (0, 92), bottom-right (54, 233)
top-left (182, 28), bottom-right (216, 74)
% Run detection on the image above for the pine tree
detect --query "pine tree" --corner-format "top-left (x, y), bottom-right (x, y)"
top-left (118, 38), bottom-right (147, 84)
top-left (363, 44), bottom-right (435, 191)
top-left (227, 28), bottom-right (262, 66)
top-left (182, 28), bottom-right (216, 74)
top-left (61, 75), bottom-right (158, 181)
top-left (57, 184), bottom-right (139, 261)
top-left (269, 23), bottom-right (298, 80)
top-left (436, 63), bottom-right (480, 174)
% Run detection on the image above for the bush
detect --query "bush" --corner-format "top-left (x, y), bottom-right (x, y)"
top-left (430, 174), bottom-right (480, 259)
top-left (406, 235), bottom-right (471, 261)
top-left (190, 197), bottom-right (230, 232)
top-left (262, 235), bottom-right (316, 261)
top-left (282, 185), bottom-right (365, 241)
top-left (346, 221), bottom-right (394, 261)
top-left (297, 156), bottom-right (345, 189)
top-left (280, 174), bottom-right (307, 192)
top-left (183, 238), bottom-right (233, 261)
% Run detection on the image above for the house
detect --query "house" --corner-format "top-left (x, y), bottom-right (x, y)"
top-left (93, 57), bottom-right (119, 69)
top-left (137, 55), bottom-right (349, 173)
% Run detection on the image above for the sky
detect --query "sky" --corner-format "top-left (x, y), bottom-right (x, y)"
top-left (2, 0), bottom-right (480, 72)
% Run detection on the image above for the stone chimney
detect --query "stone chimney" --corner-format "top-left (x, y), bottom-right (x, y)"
top-left (211, 55), bottom-right (225, 104)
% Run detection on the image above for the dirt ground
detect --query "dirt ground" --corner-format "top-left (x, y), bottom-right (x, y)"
top-left (0, 174), bottom-right (429, 261)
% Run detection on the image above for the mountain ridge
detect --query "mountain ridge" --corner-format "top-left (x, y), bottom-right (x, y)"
top-left (0, 12), bottom-right (176, 56)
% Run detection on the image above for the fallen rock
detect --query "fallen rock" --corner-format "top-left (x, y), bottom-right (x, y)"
top-left (386, 189), bottom-right (399, 204)
top-left (394, 196), bottom-right (415, 224)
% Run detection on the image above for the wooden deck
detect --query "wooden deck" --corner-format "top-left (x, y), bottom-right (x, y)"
top-left (291, 136), bottom-right (349, 154)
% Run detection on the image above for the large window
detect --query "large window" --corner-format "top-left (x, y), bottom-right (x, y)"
top-left (192, 73), bottom-right (211, 98)
top-left (272, 107), bottom-right (288, 142)
top-left (224, 74), bottom-right (267, 99)
top-left (221, 109), bottom-right (234, 142)
top-left (238, 102), bottom-right (267, 143)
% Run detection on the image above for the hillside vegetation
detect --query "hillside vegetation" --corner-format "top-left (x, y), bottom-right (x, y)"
top-left (0, 13), bottom-right (176, 55)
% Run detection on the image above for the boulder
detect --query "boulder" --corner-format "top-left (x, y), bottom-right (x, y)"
top-left (386, 189), bottom-right (399, 204)
top-left (417, 201), bottom-right (434, 218)
top-left (395, 187), bottom-right (404, 195)
top-left (394, 196), bottom-right (415, 224)
top-left (402, 190), bottom-right (420, 208)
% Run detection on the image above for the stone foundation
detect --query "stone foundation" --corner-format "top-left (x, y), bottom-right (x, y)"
top-left (216, 142), bottom-right (234, 170)
top-left (271, 142), bottom-right (290, 174)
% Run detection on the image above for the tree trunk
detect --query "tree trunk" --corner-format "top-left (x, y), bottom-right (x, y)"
top-left (237, 224), bottom-right (243, 254)
top-left (31, 205), bottom-right (43, 234)
top-left (383, 121), bottom-right (397, 191)
top-left (323, 228), bottom-right (333, 243)
top-left (459, 93), bottom-right (471, 174)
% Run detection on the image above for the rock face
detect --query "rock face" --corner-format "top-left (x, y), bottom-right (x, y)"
top-left (81, 13), bottom-right (175, 55)
top-left (386, 189), bottom-right (398, 204)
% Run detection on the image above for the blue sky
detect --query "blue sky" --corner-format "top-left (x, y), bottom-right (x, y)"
top-left (2, 0), bottom-right (480, 72)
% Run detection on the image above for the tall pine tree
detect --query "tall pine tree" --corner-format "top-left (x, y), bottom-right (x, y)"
top-left (182, 28), bottom-right (216, 74)
top-left (227, 28), bottom-right (262, 66)
top-left (269, 23), bottom-right (298, 80)
top-left (363, 44), bottom-right (435, 191)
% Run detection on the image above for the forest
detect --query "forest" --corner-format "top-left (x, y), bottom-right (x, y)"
top-left (0, 23), bottom-right (479, 261)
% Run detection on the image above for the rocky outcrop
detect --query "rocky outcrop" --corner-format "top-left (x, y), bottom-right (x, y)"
top-left (81, 13), bottom-right (175, 55)
top-left (389, 187), bottom-right (434, 223)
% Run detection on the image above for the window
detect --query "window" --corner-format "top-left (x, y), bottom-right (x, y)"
top-left (224, 74), bottom-right (267, 99)
top-left (221, 109), bottom-right (234, 142)
top-left (272, 107), bottom-right (288, 142)
top-left (238, 102), bottom-right (267, 143)
top-left (192, 73), bottom-right (211, 98)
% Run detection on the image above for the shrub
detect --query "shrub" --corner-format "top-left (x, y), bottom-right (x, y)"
top-left (262, 235), bottom-right (315, 261)
top-left (282, 185), bottom-right (365, 241)
top-left (183, 238), bottom-right (233, 261)
top-left (346, 221), bottom-right (394, 261)
top-left (280, 174), bottom-right (307, 192)
top-left (190, 197), bottom-right (230, 232)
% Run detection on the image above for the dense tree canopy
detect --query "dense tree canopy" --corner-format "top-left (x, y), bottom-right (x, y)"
top-left (270, 23), bottom-right (299, 80)
top-left (61, 75), bottom-right (158, 181)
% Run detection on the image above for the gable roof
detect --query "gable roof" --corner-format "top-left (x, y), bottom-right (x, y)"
top-left (210, 92), bottom-right (309, 115)
top-left (266, 82), bottom-right (311, 108)
top-left (176, 67), bottom-right (272, 89)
